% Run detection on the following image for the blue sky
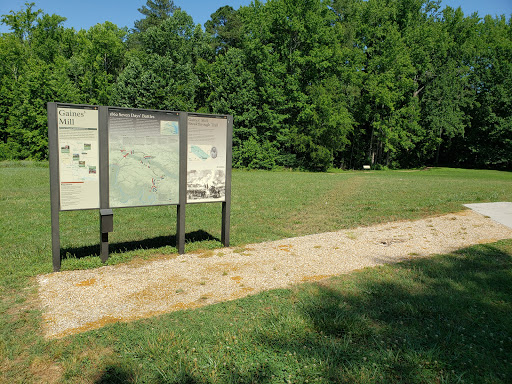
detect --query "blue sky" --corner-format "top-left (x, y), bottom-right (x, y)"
top-left (1, 0), bottom-right (511, 34)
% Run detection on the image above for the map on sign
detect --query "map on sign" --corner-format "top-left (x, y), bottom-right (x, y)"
top-left (109, 110), bottom-right (180, 208)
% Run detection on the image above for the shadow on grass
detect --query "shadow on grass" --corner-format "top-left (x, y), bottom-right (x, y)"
top-left (95, 367), bottom-right (204, 384)
top-left (252, 243), bottom-right (512, 383)
top-left (87, 242), bottom-right (511, 383)
top-left (94, 364), bottom-right (276, 384)
top-left (94, 362), bottom-right (276, 384)
top-left (95, 364), bottom-right (134, 384)
top-left (267, 245), bottom-right (512, 383)
top-left (60, 230), bottom-right (220, 259)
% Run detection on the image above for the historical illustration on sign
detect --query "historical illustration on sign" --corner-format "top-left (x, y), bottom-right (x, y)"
top-left (187, 116), bottom-right (227, 203)
top-left (108, 109), bottom-right (180, 208)
top-left (57, 107), bottom-right (100, 210)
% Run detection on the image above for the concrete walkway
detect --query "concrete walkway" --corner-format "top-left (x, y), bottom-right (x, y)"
top-left (464, 202), bottom-right (512, 229)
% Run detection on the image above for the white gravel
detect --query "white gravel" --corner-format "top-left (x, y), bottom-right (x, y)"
top-left (37, 210), bottom-right (512, 339)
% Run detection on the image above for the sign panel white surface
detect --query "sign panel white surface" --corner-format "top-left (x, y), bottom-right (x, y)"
top-left (57, 107), bottom-right (100, 210)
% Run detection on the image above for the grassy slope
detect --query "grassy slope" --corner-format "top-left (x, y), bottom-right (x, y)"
top-left (1, 163), bottom-right (511, 383)
top-left (1, 165), bottom-right (511, 277)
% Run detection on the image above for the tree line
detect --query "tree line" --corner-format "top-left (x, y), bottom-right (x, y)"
top-left (0, 0), bottom-right (510, 171)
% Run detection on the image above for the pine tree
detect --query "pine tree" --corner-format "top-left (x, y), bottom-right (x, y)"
top-left (133, 0), bottom-right (178, 33)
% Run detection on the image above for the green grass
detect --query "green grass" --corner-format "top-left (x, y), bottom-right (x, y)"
top-left (1, 164), bottom-right (511, 277)
top-left (1, 162), bottom-right (512, 383)
top-left (3, 242), bottom-right (512, 383)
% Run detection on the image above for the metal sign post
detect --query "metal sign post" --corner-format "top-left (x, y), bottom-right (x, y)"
top-left (47, 103), bottom-right (61, 272)
top-left (177, 111), bottom-right (188, 254)
top-left (222, 115), bottom-right (233, 247)
top-left (98, 106), bottom-right (110, 263)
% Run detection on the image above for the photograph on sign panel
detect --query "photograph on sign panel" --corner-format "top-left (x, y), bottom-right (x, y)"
top-left (187, 169), bottom-right (225, 201)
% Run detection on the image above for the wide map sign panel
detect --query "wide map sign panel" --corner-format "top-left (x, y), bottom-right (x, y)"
top-left (108, 108), bottom-right (180, 208)
top-left (57, 106), bottom-right (100, 210)
top-left (187, 115), bottom-right (228, 203)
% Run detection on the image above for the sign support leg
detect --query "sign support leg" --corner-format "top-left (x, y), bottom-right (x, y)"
top-left (177, 205), bottom-right (185, 254)
top-left (99, 209), bottom-right (113, 263)
top-left (51, 210), bottom-right (61, 272)
top-left (221, 201), bottom-right (230, 247)
top-left (100, 232), bottom-right (109, 263)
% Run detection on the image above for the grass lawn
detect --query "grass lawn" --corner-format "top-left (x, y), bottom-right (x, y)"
top-left (1, 162), bottom-right (511, 383)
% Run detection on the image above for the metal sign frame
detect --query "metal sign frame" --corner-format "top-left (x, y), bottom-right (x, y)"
top-left (48, 103), bottom-right (232, 272)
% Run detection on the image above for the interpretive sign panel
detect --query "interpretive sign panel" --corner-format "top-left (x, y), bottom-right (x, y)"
top-left (108, 108), bottom-right (180, 208)
top-left (49, 102), bottom-right (231, 271)
top-left (57, 106), bottom-right (100, 210)
top-left (187, 115), bottom-right (228, 203)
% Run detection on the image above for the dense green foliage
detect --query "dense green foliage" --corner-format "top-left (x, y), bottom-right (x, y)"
top-left (1, 0), bottom-right (511, 170)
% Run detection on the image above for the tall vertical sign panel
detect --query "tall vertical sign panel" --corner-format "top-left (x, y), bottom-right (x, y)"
top-left (187, 115), bottom-right (228, 203)
top-left (57, 106), bottom-right (100, 210)
top-left (108, 108), bottom-right (181, 208)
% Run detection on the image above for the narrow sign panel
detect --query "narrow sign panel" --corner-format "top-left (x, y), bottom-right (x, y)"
top-left (57, 107), bottom-right (100, 210)
top-left (187, 115), bottom-right (228, 203)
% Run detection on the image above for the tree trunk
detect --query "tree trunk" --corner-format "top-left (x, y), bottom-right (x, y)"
top-left (436, 127), bottom-right (443, 165)
top-left (368, 126), bottom-right (375, 166)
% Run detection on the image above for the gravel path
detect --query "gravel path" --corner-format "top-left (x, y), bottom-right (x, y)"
top-left (37, 210), bottom-right (512, 339)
